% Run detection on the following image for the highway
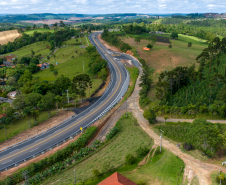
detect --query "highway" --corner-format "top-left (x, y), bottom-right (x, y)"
top-left (0, 32), bottom-right (140, 172)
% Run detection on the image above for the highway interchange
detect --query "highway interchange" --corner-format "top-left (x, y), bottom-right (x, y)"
top-left (0, 32), bottom-right (140, 172)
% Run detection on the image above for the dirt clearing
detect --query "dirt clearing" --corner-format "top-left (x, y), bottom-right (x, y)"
top-left (0, 30), bottom-right (21, 45)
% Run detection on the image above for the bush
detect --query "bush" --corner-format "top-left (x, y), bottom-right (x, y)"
top-left (125, 153), bottom-right (136, 165)
top-left (106, 126), bottom-right (119, 140)
top-left (146, 44), bottom-right (153, 49)
top-left (92, 169), bottom-right (100, 178)
top-left (136, 146), bottom-right (149, 158)
top-left (137, 180), bottom-right (147, 185)
top-left (183, 142), bottom-right (193, 151)
top-left (143, 108), bottom-right (156, 124)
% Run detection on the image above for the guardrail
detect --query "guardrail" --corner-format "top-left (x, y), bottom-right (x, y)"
top-left (0, 33), bottom-right (130, 172)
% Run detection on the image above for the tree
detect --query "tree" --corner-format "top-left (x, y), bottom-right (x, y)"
top-left (151, 36), bottom-right (157, 45)
top-left (139, 65), bottom-right (153, 87)
top-left (188, 42), bottom-right (192, 50)
top-left (169, 44), bottom-right (172, 50)
top-left (53, 70), bottom-right (58, 80)
top-left (25, 93), bottom-right (42, 108)
top-left (0, 58), bottom-right (3, 65)
top-left (143, 108), bottom-right (156, 124)
top-left (72, 74), bottom-right (92, 104)
top-left (53, 54), bottom-right (56, 63)
top-left (31, 109), bottom-right (40, 125)
top-left (33, 24), bottom-right (36, 29)
top-left (49, 64), bottom-right (54, 71)
top-left (23, 106), bottom-right (33, 127)
top-left (54, 95), bottom-right (62, 115)
top-left (134, 36), bottom-right (141, 44)
top-left (170, 32), bottom-right (178, 39)
top-left (26, 26), bottom-right (31, 31)
top-left (146, 44), bottom-right (153, 49)
top-left (0, 117), bottom-right (12, 140)
top-left (12, 94), bottom-right (25, 118)
top-left (39, 92), bottom-right (55, 118)
top-left (164, 116), bottom-right (169, 123)
top-left (18, 70), bottom-right (32, 84)
top-left (31, 50), bottom-right (35, 57)
top-left (47, 55), bottom-right (50, 63)
top-left (54, 75), bottom-right (71, 94)
top-left (98, 68), bottom-right (108, 81)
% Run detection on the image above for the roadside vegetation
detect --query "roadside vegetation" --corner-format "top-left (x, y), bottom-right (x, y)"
top-left (41, 113), bottom-right (184, 185)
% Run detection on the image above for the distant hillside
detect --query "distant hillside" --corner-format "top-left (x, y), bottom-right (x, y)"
top-left (0, 30), bottom-right (21, 45)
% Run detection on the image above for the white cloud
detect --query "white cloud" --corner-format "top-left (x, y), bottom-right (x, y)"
top-left (0, 0), bottom-right (225, 14)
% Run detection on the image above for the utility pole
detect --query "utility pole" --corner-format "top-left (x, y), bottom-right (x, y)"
top-left (74, 169), bottom-right (76, 185)
top-left (66, 90), bottom-right (69, 104)
top-left (83, 61), bottom-right (84, 71)
top-left (160, 129), bottom-right (164, 153)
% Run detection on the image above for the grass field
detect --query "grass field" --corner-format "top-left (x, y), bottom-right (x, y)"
top-left (7, 41), bottom-right (51, 59)
top-left (41, 113), bottom-right (184, 185)
top-left (0, 111), bottom-right (57, 143)
top-left (121, 34), bottom-right (208, 101)
top-left (24, 28), bottom-right (54, 36)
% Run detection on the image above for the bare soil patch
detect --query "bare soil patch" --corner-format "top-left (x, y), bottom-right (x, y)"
top-left (0, 111), bottom-right (75, 150)
top-left (97, 34), bottom-right (122, 53)
top-left (0, 30), bottom-right (21, 45)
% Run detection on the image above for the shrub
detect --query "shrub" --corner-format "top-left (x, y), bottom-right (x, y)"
top-left (92, 169), bottom-right (100, 178)
top-left (136, 146), bottom-right (149, 158)
top-left (125, 153), bottom-right (136, 165)
top-left (106, 126), bottom-right (119, 140)
top-left (143, 108), bottom-right (156, 124)
top-left (137, 180), bottom-right (147, 185)
top-left (183, 142), bottom-right (193, 151)
top-left (146, 44), bottom-right (153, 49)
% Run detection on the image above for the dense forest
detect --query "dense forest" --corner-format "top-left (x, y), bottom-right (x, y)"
top-left (155, 37), bottom-right (226, 117)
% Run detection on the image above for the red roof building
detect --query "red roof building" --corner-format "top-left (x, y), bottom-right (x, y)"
top-left (98, 172), bottom-right (137, 185)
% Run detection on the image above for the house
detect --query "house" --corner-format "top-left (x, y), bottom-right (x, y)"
top-left (37, 63), bottom-right (50, 69)
top-left (98, 172), bottom-right (137, 185)
top-left (7, 91), bottom-right (17, 99)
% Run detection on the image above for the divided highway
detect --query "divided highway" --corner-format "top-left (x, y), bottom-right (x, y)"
top-left (0, 32), bottom-right (139, 173)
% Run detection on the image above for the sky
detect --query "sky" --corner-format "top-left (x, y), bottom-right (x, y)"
top-left (0, 0), bottom-right (225, 14)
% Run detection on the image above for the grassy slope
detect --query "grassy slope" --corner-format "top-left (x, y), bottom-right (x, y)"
top-left (24, 28), bottom-right (54, 36)
top-left (7, 41), bottom-right (51, 59)
top-left (0, 111), bottom-right (57, 143)
top-left (42, 113), bottom-right (153, 184)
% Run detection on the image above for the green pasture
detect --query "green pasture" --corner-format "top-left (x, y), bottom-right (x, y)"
top-left (7, 41), bottom-right (51, 59)
top-left (24, 28), bottom-right (54, 36)
top-left (0, 111), bottom-right (57, 143)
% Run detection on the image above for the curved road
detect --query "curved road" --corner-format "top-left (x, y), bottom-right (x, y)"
top-left (0, 32), bottom-right (139, 172)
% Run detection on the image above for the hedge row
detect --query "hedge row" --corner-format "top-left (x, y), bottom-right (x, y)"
top-left (0, 126), bottom-right (97, 185)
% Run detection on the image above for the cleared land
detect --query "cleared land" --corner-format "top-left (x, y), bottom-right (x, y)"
top-left (24, 28), bottom-right (54, 36)
top-left (0, 30), bottom-right (21, 45)
top-left (121, 34), bottom-right (208, 100)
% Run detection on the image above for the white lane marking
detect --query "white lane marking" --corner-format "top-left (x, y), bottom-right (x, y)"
top-left (30, 148), bottom-right (39, 152)
top-left (9, 149), bottom-right (19, 153)
top-left (2, 160), bottom-right (12, 164)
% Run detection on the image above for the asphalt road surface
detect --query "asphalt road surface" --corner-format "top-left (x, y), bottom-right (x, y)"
top-left (0, 32), bottom-right (140, 172)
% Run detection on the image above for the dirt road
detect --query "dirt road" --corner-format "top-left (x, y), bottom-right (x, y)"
top-left (129, 67), bottom-right (226, 185)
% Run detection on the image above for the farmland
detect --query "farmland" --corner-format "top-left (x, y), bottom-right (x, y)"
top-left (120, 33), bottom-right (208, 100)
